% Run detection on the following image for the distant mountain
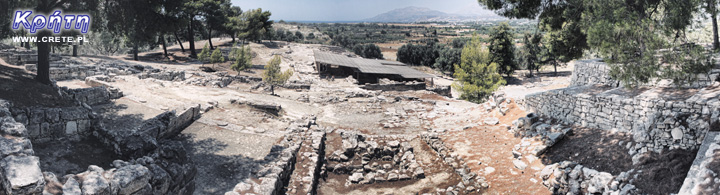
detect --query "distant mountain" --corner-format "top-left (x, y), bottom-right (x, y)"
top-left (365, 6), bottom-right (448, 23)
top-left (364, 6), bottom-right (504, 23)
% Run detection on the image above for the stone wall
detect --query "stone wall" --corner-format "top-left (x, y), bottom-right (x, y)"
top-left (422, 133), bottom-right (489, 193)
top-left (94, 105), bottom-right (201, 158)
top-left (523, 85), bottom-right (720, 153)
top-left (570, 58), bottom-right (720, 88)
top-left (61, 86), bottom-right (123, 106)
top-left (361, 81), bottom-right (426, 91)
top-left (0, 99), bottom-right (45, 194)
top-left (42, 141), bottom-right (196, 195)
top-left (10, 105), bottom-right (94, 141)
top-left (23, 58), bottom-right (144, 81)
top-left (679, 131), bottom-right (720, 194)
top-left (570, 59), bottom-right (619, 87)
top-left (226, 116), bottom-right (318, 195)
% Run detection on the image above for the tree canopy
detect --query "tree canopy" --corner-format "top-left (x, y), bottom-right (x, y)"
top-left (452, 34), bottom-right (506, 103)
top-left (479, 0), bottom-right (715, 88)
top-left (487, 22), bottom-right (517, 77)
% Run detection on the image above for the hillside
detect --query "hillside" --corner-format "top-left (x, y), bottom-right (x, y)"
top-left (364, 6), bottom-right (504, 23)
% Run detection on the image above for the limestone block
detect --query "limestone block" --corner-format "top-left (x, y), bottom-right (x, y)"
top-left (0, 121), bottom-right (27, 137)
top-left (0, 155), bottom-right (45, 194)
top-left (66, 121), bottom-right (78, 135)
top-left (110, 164), bottom-right (151, 195)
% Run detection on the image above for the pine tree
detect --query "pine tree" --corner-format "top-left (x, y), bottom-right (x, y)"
top-left (488, 22), bottom-right (517, 77)
top-left (198, 43), bottom-right (211, 66)
top-left (210, 48), bottom-right (224, 69)
top-left (231, 45), bottom-right (253, 73)
top-left (452, 34), bottom-right (506, 103)
top-left (263, 55), bottom-right (293, 95)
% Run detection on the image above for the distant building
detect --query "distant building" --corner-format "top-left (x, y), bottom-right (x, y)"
top-left (313, 50), bottom-right (433, 83)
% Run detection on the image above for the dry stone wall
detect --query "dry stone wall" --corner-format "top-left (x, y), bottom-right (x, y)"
top-left (570, 59), bottom-right (619, 87)
top-left (10, 105), bottom-right (94, 140)
top-left (523, 85), bottom-right (720, 153)
top-left (570, 58), bottom-right (720, 88)
top-left (0, 99), bottom-right (45, 194)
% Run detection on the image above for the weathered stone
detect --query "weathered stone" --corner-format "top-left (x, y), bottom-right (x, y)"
top-left (0, 155), bottom-right (44, 194)
top-left (349, 172), bottom-right (363, 183)
top-left (110, 164), bottom-right (151, 195)
top-left (0, 136), bottom-right (33, 158)
top-left (484, 117), bottom-right (499, 125)
top-left (0, 122), bottom-right (27, 137)
top-left (387, 173), bottom-right (398, 181)
top-left (671, 128), bottom-right (683, 140)
top-left (66, 121), bottom-right (78, 135)
top-left (62, 177), bottom-right (82, 195)
top-left (512, 159), bottom-right (527, 170)
top-left (80, 166), bottom-right (111, 195)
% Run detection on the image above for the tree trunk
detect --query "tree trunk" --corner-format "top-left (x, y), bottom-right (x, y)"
top-left (231, 34), bottom-right (235, 43)
top-left (161, 35), bottom-right (168, 58)
top-left (133, 42), bottom-right (139, 61)
top-left (713, 12), bottom-right (719, 51)
top-left (529, 64), bottom-right (534, 77)
top-left (208, 27), bottom-right (214, 50)
top-left (271, 85), bottom-right (275, 95)
top-left (72, 45), bottom-right (78, 57)
top-left (554, 62), bottom-right (558, 76)
top-left (188, 19), bottom-right (197, 58)
top-left (24, 30), bottom-right (30, 50)
top-left (174, 32), bottom-right (185, 52)
top-left (36, 31), bottom-right (51, 85)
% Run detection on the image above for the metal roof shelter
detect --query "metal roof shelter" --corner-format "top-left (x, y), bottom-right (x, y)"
top-left (313, 50), bottom-right (433, 80)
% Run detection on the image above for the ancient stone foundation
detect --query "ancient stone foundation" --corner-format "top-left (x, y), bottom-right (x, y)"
top-left (524, 85), bottom-right (720, 153)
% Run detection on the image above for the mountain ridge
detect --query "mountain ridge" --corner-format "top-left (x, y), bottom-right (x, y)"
top-left (364, 6), bottom-right (504, 23)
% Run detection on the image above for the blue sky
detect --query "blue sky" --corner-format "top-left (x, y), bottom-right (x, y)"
top-left (230, 0), bottom-right (492, 21)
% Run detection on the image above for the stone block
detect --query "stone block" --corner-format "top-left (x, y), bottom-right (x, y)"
top-left (110, 164), bottom-right (151, 195)
top-left (0, 121), bottom-right (27, 137)
top-left (80, 168), bottom-right (111, 195)
top-left (49, 123), bottom-right (65, 138)
top-left (0, 156), bottom-right (45, 194)
top-left (28, 108), bottom-right (45, 124)
top-left (61, 107), bottom-right (88, 121)
top-left (66, 121), bottom-right (78, 135)
top-left (0, 136), bottom-right (33, 158)
top-left (62, 177), bottom-right (82, 195)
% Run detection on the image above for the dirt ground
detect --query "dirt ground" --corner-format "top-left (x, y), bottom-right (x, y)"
top-left (540, 127), bottom-right (634, 175)
top-left (0, 59), bottom-right (75, 108)
top-left (440, 102), bottom-right (550, 195)
top-left (318, 133), bottom-right (469, 194)
top-left (3, 35), bottom-right (703, 195)
top-left (33, 137), bottom-right (119, 176)
top-left (633, 149), bottom-right (697, 194)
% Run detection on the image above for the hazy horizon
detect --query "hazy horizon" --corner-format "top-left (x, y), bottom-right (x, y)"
top-left (229, 0), bottom-right (498, 21)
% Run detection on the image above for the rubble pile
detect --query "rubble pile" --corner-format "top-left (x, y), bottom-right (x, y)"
top-left (326, 130), bottom-right (424, 185)
top-left (540, 161), bottom-right (638, 194)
